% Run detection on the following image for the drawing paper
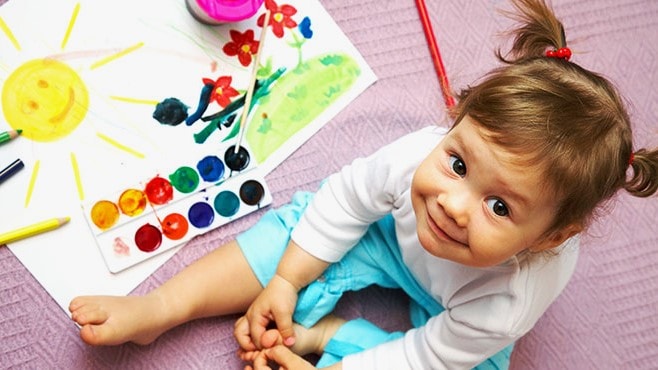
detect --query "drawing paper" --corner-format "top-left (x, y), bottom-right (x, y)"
top-left (0, 0), bottom-right (376, 314)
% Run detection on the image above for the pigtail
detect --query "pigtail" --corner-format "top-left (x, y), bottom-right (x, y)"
top-left (626, 148), bottom-right (658, 197)
top-left (497, 0), bottom-right (566, 63)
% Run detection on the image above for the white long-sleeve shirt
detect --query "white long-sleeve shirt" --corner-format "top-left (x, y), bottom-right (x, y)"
top-left (291, 125), bottom-right (579, 369)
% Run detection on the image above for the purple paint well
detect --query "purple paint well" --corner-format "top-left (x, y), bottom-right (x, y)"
top-left (188, 201), bottom-right (215, 228)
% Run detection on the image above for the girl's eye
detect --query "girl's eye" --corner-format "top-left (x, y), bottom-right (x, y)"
top-left (449, 155), bottom-right (466, 177)
top-left (487, 198), bottom-right (509, 217)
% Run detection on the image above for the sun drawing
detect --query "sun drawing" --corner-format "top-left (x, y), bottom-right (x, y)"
top-left (0, 3), bottom-right (149, 207)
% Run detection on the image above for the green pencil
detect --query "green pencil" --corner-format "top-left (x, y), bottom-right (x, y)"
top-left (0, 129), bottom-right (22, 145)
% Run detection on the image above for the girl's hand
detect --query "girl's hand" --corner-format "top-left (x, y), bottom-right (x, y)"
top-left (244, 345), bottom-right (317, 370)
top-left (234, 274), bottom-right (299, 350)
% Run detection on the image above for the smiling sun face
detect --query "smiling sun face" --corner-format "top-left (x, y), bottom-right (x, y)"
top-left (0, 2), bottom-right (152, 208)
top-left (2, 58), bottom-right (89, 142)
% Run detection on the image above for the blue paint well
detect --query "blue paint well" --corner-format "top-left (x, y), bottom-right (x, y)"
top-left (197, 155), bottom-right (225, 182)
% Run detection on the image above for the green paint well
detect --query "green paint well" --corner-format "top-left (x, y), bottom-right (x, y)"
top-left (169, 166), bottom-right (200, 193)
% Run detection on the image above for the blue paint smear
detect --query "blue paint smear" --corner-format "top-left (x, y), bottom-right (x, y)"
top-left (214, 190), bottom-right (240, 217)
top-left (185, 83), bottom-right (214, 126)
top-left (197, 155), bottom-right (225, 182)
top-left (188, 202), bottom-right (214, 228)
top-left (299, 17), bottom-right (313, 39)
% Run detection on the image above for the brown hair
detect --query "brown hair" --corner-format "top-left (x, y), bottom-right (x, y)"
top-left (450, 0), bottom-right (658, 234)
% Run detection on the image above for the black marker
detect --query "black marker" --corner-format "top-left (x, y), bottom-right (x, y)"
top-left (0, 158), bottom-right (24, 185)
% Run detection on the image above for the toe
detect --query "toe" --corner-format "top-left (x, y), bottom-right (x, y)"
top-left (72, 305), bottom-right (108, 326)
top-left (69, 296), bottom-right (90, 312)
top-left (79, 323), bottom-right (121, 346)
top-left (79, 324), bottom-right (102, 345)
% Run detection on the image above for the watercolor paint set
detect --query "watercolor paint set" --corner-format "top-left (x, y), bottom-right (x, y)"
top-left (82, 144), bottom-right (271, 273)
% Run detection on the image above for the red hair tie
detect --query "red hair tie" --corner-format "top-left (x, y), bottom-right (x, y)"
top-left (545, 47), bottom-right (572, 61)
top-left (629, 152), bottom-right (635, 166)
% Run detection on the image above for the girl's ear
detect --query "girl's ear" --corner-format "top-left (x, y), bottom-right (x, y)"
top-left (529, 223), bottom-right (583, 252)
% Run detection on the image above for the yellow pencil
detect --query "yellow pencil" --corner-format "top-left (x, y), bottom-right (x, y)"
top-left (0, 217), bottom-right (70, 245)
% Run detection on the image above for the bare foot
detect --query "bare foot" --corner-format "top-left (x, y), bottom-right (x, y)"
top-left (69, 293), bottom-right (173, 346)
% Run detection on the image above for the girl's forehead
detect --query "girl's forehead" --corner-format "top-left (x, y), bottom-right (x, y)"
top-left (451, 116), bottom-right (541, 167)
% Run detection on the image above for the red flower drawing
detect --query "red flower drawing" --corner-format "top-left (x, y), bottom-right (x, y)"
top-left (257, 0), bottom-right (298, 38)
top-left (202, 76), bottom-right (239, 107)
top-left (222, 29), bottom-right (260, 67)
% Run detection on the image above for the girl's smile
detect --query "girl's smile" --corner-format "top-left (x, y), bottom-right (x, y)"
top-left (424, 207), bottom-right (467, 247)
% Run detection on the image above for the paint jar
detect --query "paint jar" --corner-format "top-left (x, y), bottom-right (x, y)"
top-left (186, 0), bottom-right (265, 25)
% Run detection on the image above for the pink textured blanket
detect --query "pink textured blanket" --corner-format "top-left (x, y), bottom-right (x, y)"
top-left (1, 0), bottom-right (656, 368)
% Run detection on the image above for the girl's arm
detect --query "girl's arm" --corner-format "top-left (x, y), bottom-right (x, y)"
top-left (236, 240), bottom-right (330, 350)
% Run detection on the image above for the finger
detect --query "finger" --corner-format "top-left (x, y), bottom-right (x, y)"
top-left (251, 350), bottom-right (274, 370)
top-left (248, 314), bottom-right (272, 349)
top-left (260, 329), bottom-right (283, 348)
top-left (264, 345), bottom-right (307, 369)
top-left (273, 313), bottom-right (296, 346)
top-left (237, 349), bottom-right (259, 362)
top-left (234, 316), bottom-right (257, 351)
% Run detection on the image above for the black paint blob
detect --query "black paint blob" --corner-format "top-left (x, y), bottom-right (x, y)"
top-left (239, 180), bottom-right (265, 206)
top-left (153, 97), bottom-right (189, 126)
top-left (224, 145), bottom-right (250, 172)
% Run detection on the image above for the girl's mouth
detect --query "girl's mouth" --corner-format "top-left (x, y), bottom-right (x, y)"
top-left (426, 210), bottom-right (467, 247)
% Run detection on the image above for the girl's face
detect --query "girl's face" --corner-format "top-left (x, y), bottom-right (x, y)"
top-left (411, 116), bottom-right (564, 268)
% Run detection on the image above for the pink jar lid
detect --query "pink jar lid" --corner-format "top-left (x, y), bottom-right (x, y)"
top-left (194, 0), bottom-right (264, 23)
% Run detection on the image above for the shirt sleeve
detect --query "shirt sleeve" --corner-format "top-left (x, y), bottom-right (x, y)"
top-left (291, 126), bottom-right (441, 262)
top-left (342, 239), bottom-right (580, 370)
top-left (342, 304), bottom-right (519, 370)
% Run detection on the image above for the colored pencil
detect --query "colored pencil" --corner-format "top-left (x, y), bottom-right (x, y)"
top-left (0, 217), bottom-right (71, 245)
top-left (0, 129), bottom-right (22, 145)
top-left (0, 158), bottom-right (24, 185)
top-left (234, 8), bottom-right (271, 154)
top-left (414, 0), bottom-right (455, 108)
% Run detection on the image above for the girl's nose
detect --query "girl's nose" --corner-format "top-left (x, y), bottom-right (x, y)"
top-left (437, 190), bottom-right (470, 228)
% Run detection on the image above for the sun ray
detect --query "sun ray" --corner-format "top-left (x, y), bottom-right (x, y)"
top-left (24, 160), bottom-right (40, 208)
top-left (110, 95), bottom-right (159, 105)
top-left (61, 3), bottom-right (81, 51)
top-left (90, 42), bottom-right (145, 70)
top-left (70, 152), bottom-right (84, 200)
top-left (0, 17), bottom-right (21, 51)
top-left (96, 132), bottom-right (145, 158)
